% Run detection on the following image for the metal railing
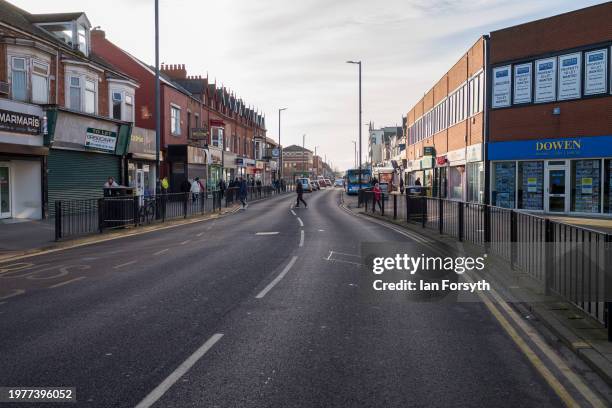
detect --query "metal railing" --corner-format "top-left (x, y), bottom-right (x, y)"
top-left (55, 185), bottom-right (292, 241)
top-left (356, 190), bottom-right (612, 338)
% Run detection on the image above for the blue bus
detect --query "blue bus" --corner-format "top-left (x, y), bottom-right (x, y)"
top-left (345, 168), bottom-right (371, 195)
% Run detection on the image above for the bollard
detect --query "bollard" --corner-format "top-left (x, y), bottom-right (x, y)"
top-left (55, 201), bottom-right (62, 241)
top-left (393, 194), bottom-right (397, 219)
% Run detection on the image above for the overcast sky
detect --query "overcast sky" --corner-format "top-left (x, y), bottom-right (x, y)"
top-left (12, 0), bottom-right (605, 171)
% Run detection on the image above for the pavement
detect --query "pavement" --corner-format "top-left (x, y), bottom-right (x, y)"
top-left (0, 218), bottom-right (55, 256)
top-left (0, 189), bottom-right (610, 407)
top-left (544, 215), bottom-right (612, 234)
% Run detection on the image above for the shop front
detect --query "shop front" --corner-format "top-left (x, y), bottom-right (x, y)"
top-left (224, 152), bottom-right (237, 182)
top-left (236, 157), bottom-right (256, 180)
top-left (166, 145), bottom-right (208, 192)
top-left (207, 147), bottom-right (223, 190)
top-left (489, 136), bottom-right (612, 216)
top-left (0, 99), bottom-right (46, 219)
top-left (45, 108), bottom-right (131, 215)
top-left (126, 127), bottom-right (157, 197)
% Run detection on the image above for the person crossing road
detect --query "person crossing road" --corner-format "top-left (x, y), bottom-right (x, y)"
top-left (295, 180), bottom-right (307, 208)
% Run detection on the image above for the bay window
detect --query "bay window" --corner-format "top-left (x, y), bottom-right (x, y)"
top-left (171, 106), bottom-right (181, 135)
top-left (84, 79), bottom-right (96, 114)
top-left (31, 61), bottom-right (49, 104)
top-left (112, 92), bottom-right (122, 120)
top-left (69, 77), bottom-right (81, 110)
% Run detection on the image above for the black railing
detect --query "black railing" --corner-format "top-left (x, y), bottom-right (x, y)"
top-left (357, 191), bottom-right (612, 338)
top-left (55, 185), bottom-right (291, 241)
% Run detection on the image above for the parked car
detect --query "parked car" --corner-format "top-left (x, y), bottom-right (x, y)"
top-left (310, 180), bottom-right (320, 191)
top-left (318, 180), bottom-right (327, 189)
top-left (334, 178), bottom-right (344, 187)
top-left (297, 178), bottom-right (313, 193)
top-left (324, 179), bottom-right (333, 187)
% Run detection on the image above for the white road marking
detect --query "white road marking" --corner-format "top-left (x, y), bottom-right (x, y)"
top-left (299, 230), bottom-right (304, 247)
top-left (197, 232), bottom-right (205, 237)
top-left (49, 276), bottom-right (86, 289)
top-left (328, 251), bottom-right (361, 258)
top-left (0, 289), bottom-right (24, 300)
top-left (153, 248), bottom-right (169, 256)
top-left (318, 229), bottom-right (325, 232)
top-left (255, 256), bottom-right (298, 299)
top-left (134, 333), bottom-right (224, 408)
top-left (290, 210), bottom-right (296, 216)
top-left (256, 232), bottom-right (280, 236)
top-left (180, 240), bottom-right (191, 245)
top-left (113, 260), bottom-right (137, 269)
top-left (297, 217), bottom-right (304, 227)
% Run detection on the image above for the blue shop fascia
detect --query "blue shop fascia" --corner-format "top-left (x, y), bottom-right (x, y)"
top-left (488, 135), bottom-right (612, 215)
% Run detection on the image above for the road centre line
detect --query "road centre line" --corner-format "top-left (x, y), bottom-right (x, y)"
top-left (197, 232), bottom-right (205, 237)
top-left (255, 256), bottom-right (298, 299)
top-left (345, 201), bottom-right (604, 407)
top-left (180, 240), bottom-right (191, 245)
top-left (290, 210), bottom-right (296, 216)
top-left (256, 232), bottom-right (280, 236)
top-left (49, 276), bottom-right (86, 289)
top-left (134, 333), bottom-right (224, 408)
top-left (299, 230), bottom-right (304, 247)
top-left (297, 217), bottom-right (304, 227)
top-left (153, 248), bottom-right (169, 256)
top-left (113, 260), bottom-right (137, 269)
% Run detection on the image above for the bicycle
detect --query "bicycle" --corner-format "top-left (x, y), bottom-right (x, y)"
top-left (138, 197), bottom-right (156, 225)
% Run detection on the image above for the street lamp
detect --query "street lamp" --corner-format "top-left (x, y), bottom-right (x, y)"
top-left (314, 145), bottom-right (320, 178)
top-left (278, 107), bottom-right (287, 181)
top-left (352, 141), bottom-right (357, 168)
top-left (154, 0), bottom-right (161, 193)
top-left (346, 60), bottom-right (362, 188)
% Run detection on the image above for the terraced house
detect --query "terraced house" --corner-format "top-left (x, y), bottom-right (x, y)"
top-left (0, 0), bottom-right (136, 219)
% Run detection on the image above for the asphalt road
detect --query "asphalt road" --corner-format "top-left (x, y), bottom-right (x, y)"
top-left (0, 188), bottom-right (605, 407)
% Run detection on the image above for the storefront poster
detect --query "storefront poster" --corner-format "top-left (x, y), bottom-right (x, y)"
top-left (492, 65), bottom-right (511, 108)
top-left (584, 49), bottom-right (607, 95)
top-left (527, 178), bottom-right (537, 193)
top-left (573, 160), bottom-right (600, 212)
top-left (85, 127), bottom-right (117, 152)
top-left (558, 53), bottom-right (581, 100)
top-left (581, 177), bottom-right (593, 194)
top-left (513, 63), bottom-right (532, 104)
top-left (535, 58), bottom-right (556, 103)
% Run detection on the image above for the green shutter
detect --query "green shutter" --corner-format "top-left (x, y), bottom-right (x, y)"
top-left (48, 149), bottom-right (120, 215)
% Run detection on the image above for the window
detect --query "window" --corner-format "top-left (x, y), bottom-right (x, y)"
top-left (492, 162), bottom-right (516, 208)
top-left (517, 161), bottom-right (543, 210)
top-left (125, 94), bottom-right (133, 122)
top-left (31, 61), bottom-right (49, 104)
top-left (187, 112), bottom-right (191, 137)
top-left (84, 79), bottom-right (96, 114)
top-left (78, 24), bottom-right (88, 55)
top-left (171, 106), bottom-right (181, 135)
top-left (571, 159), bottom-right (601, 213)
top-left (11, 57), bottom-right (27, 102)
top-left (112, 92), bottom-right (122, 120)
top-left (69, 77), bottom-right (81, 110)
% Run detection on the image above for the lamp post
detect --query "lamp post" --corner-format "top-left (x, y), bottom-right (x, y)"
top-left (302, 134), bottom-right (306, 178)
top-left (278, 107), bottom-right (287, 182)
top-left (314, 145), bottom-right (319, 178)
top-left (352, 141), bottom-right (357, 168)
top-left (154, 0), bottom-right (161, 193)
top-left (346, 60), bottom-right (362, 188)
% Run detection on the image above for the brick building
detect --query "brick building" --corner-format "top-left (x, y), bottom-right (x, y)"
top-left (0, 0), bottom-right (136, 219)
top-left (405, 37), bottom-right (486, 202)
top-left (488, 2), bottom-right (612, 215)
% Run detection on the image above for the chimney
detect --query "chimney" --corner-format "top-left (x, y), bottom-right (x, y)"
top-left (91, 28), bottom-right (105, 39)
top-left (161, 63), bottom-right (187, 80)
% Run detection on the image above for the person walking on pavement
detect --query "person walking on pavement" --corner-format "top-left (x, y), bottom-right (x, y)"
top-left (372, 182), bottom-right (383, 213)
top-left (239, 177), bottom-right (248, 209)
top-left (190, 177), bottom-right (201, 202)
top-left (218, 178), bottom-right (226, 198)
top-left (295, 180), bottom-right (307, 208)
top-left (400, 177), bottom-right (405, 195)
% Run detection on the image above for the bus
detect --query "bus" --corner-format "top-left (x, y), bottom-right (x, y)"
top-left (345, 168), bottom-right (371, 195)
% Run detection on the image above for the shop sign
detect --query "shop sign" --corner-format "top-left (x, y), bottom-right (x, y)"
top-left (236, 157), bottom-right (255, 167)
top-left (584, 49), bottom-right (607, 95)
top-left (558, 53), bottom-right (581, 100)
top-left (436, 156), bottom-right (447, 166)
top-left (423, 146), bottom-right (435, 156)
top-left (492, 65), bottom-right (511, 108)
top-left (256, 161), bottom-right (265, 169)
top-left (187, 146), bottom-right (207, 165)
top-left (488, 135), bottom-right (612, 160)
top-left (0, 108), bottom-right (41, 135)
top-left (85, 127), bottom-right (117, 152)
top-left (419, 156), bottom-right (434, 169)
top-left (208, 148), bottom-right (222, 165)
top-left (466, 144), bottom-right (482, 163)
top-left (534, 58), bottom-right (557, 103)
top-left (272, 148), bottom-right (280, 158)
top-left (129, 127), bottom-right (156, 156)
top-left (513, 63), bottom-right (532, 104)
top-left (190, 127), bottom-right (209, 140)
top-left (446, 148), bottom-right (466, 164)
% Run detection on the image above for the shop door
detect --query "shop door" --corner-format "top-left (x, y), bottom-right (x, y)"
top-left (0, 164), bottom-right (10, 218)
top-left (545, 161), bottom-right (569, 213)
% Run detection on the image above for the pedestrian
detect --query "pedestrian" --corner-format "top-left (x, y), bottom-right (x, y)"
top-left (256, 179), bottom-right (262, 196)
top-left (104, 176), bottom-right (118, 188)
top-left (415, 177), bottom-right (421, 186)
top-left (190, 177), bottom-right (201, 202)
top-left (400, 177), bottom-right (405, 195)
top-left (161, 177), bottom-right (169, 193)
top-left (239, 177), bottom-right (248, 209)
top-left (180, 177), bottom-right (191, 193)
top-left (295, 180), bottom-right (307, 208)
top-left (372, 182), bottom-right (382, 213)
top-left (218, 178), bottom-right (226, 198)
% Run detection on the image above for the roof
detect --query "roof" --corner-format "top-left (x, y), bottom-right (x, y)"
top-left (28, 12), bottom-right (85, 23)
top-left (283, 144), bottom-right (312, 153)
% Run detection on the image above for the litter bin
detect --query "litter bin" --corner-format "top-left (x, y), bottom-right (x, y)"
top-left (101, 186), bottom-right (136, 229)
top-left (406, 186), bottom-right (426, 222)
